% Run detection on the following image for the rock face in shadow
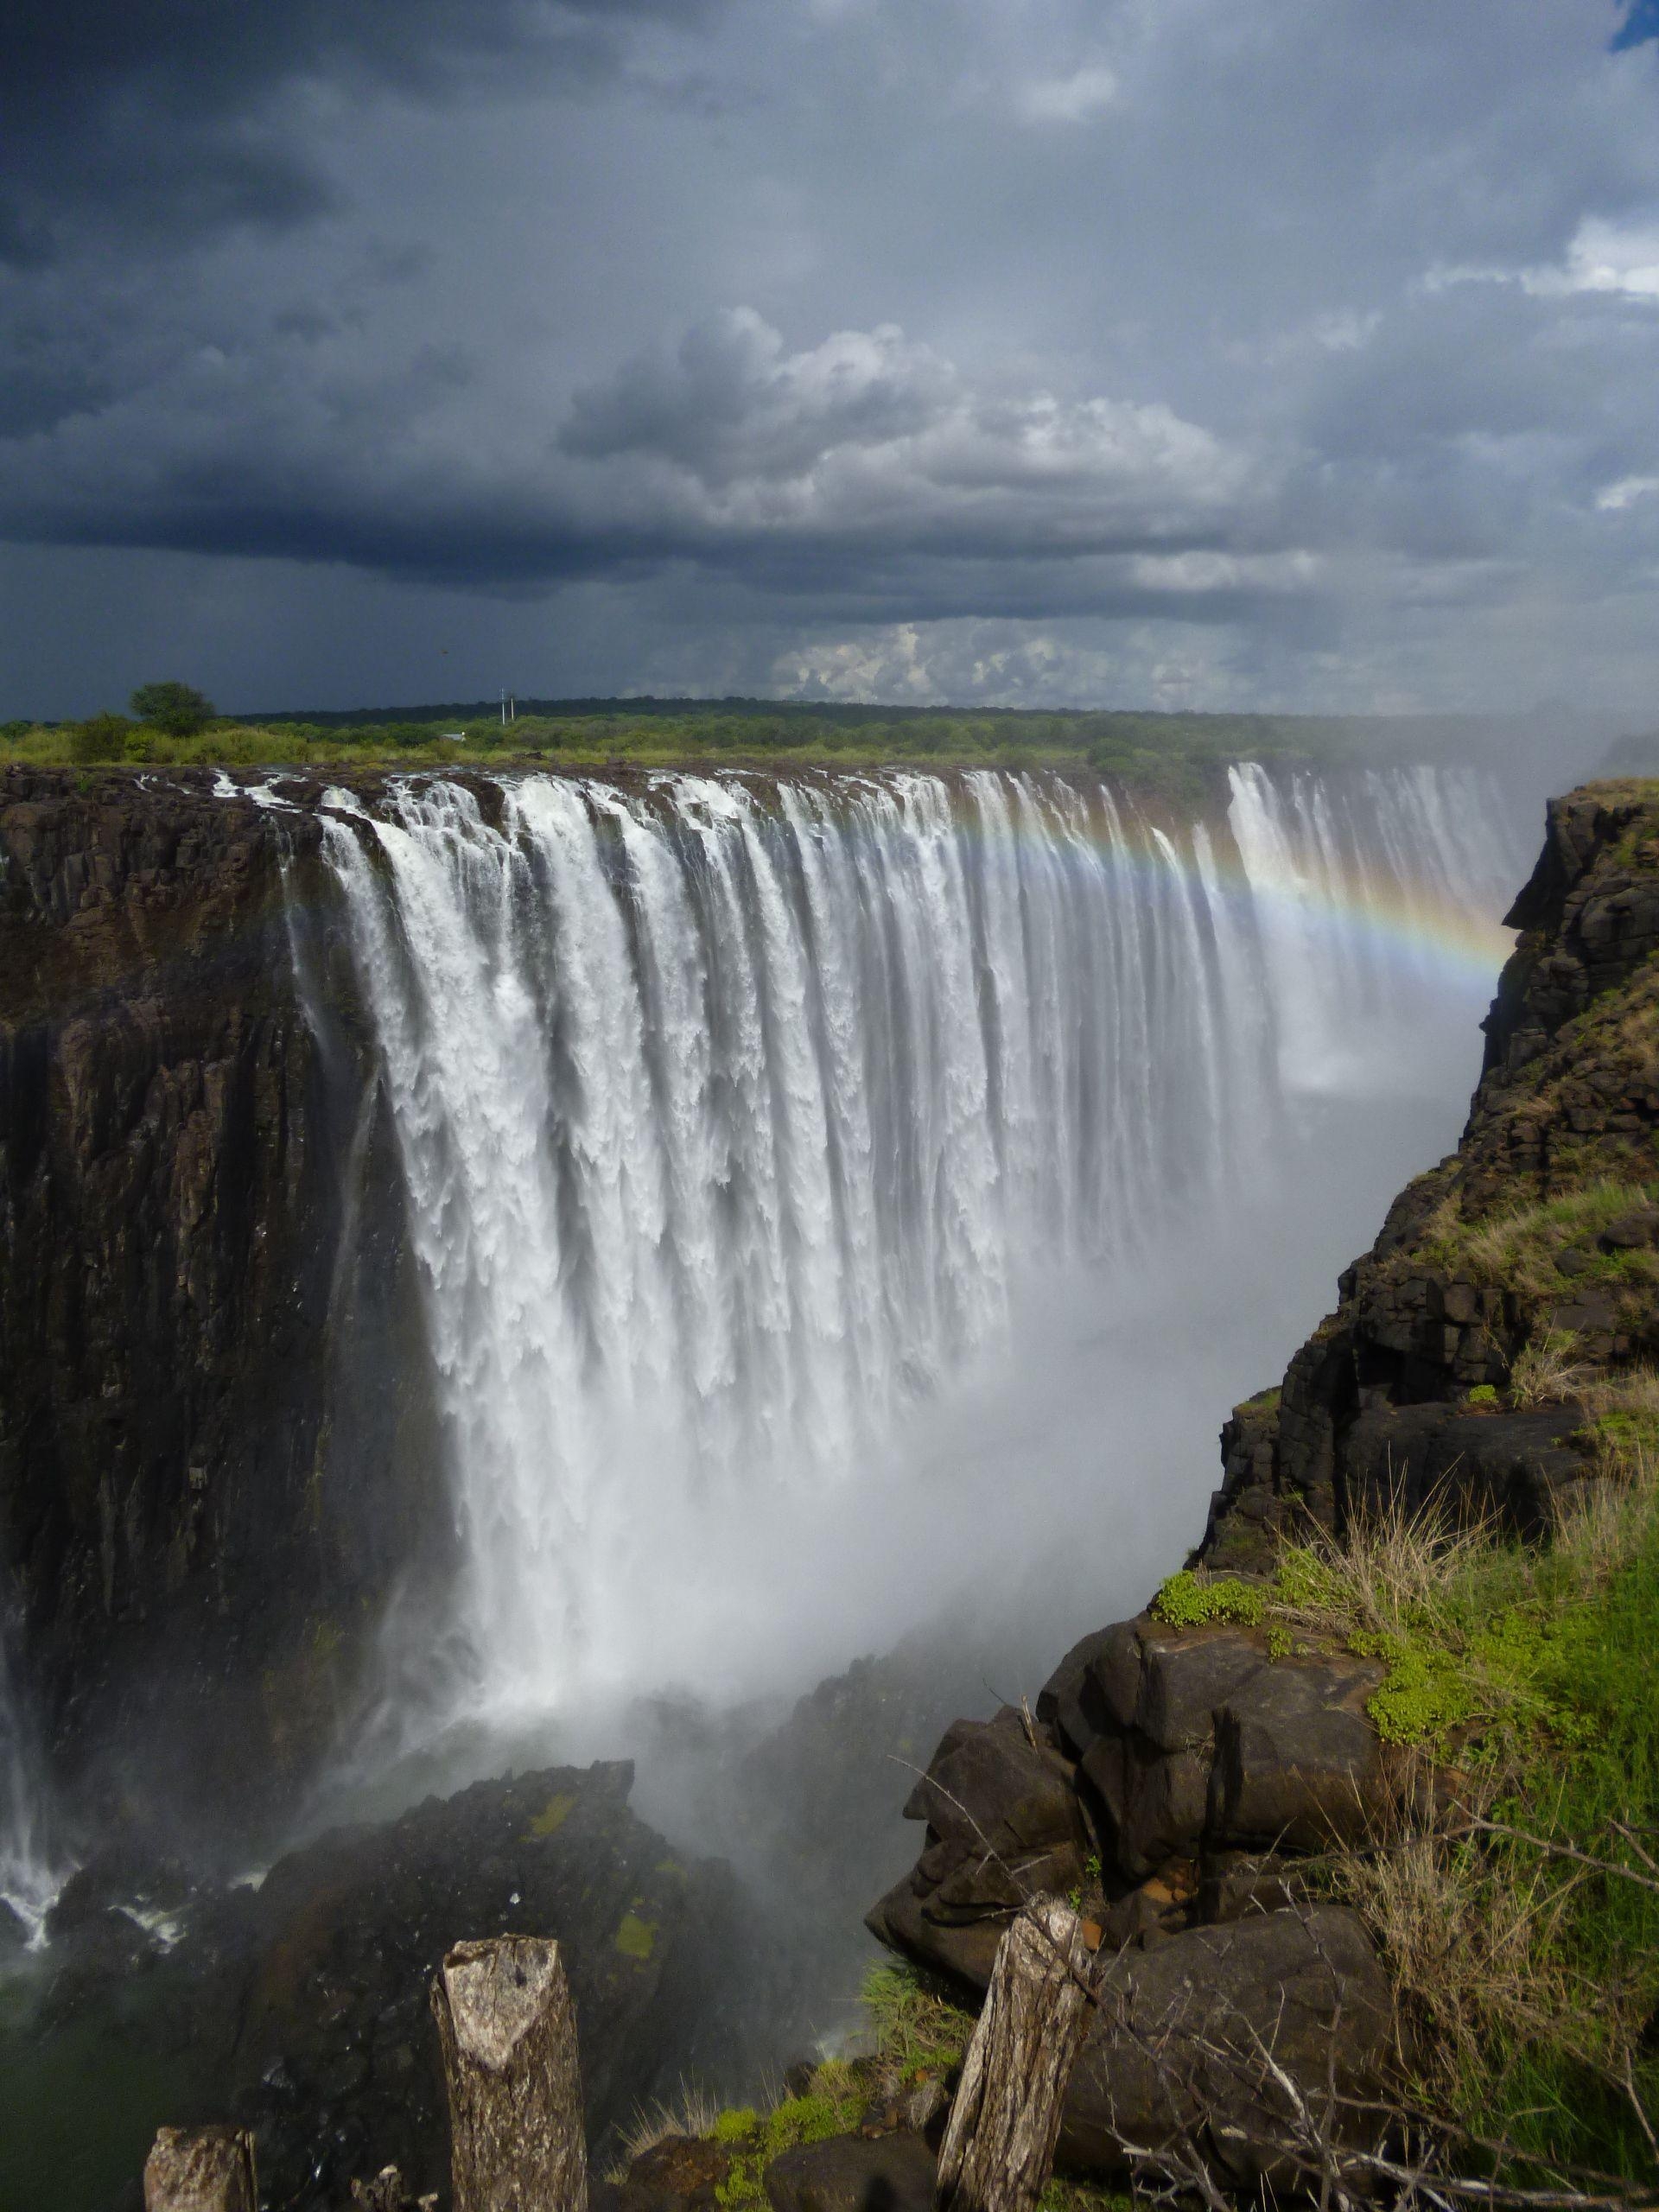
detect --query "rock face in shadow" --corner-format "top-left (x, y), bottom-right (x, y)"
top-left (15, 1760), bottom-right (752, 2212)
top-left (0, 766), bottom-right (445, 1839)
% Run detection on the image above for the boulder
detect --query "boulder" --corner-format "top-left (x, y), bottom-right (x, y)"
top-left (1339, 1402), bottom-right (1593, 1535)
top-left (1207, 1651), bottom-right (1385, 1854)
top-left (226, 1762), bottom-right (744, 2207)
top-left (612, 2133), bottom-right (734, 2212)
top-left (867, 1708), bottom-right (1088, 1990)
top-left (1058, 1905), bottom-right (1393, 2188)
top-left (874, 1610), bottom-right (1396, 1982)
top-left (764, 2132), bottom-right (936, 2212)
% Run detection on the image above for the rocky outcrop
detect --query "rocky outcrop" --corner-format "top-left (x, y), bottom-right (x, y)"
top-left (763, 2133), bottom-right (937, 2212)
top-left (0, 766), bottom-right (443, 1839)
top-left (10, 1759), bottom-right (752, 2212)
top-left (1203, 779), bottom-right (1659, 1571)
top-left (869, 779), bottom-right (1659, 2182)
top-left (867, 1618), bottom-right (1389, 1991)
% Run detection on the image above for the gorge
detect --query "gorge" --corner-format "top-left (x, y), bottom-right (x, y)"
top-left (0, 753), bottom-right (1535, 2206)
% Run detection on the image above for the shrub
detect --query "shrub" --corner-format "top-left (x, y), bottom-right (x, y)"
top-left (859, 1961), bottom-right (974, 2075)
top-left (69, 712), bottom-right (131, 764)
top-left (1152, 1568), bottom-right (1267, 1627)
top-left (1509, 1327), bottom-right (1591, 1408)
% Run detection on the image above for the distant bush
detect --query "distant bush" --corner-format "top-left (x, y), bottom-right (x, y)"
top-left (130, 680), bottom-right (215, 737)
top-left (69, 712), bottom-right (131, 764)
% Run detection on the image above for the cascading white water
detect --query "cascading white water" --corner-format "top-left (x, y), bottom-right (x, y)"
top-left (321, 760), bottom-right (1524, 1746)
top-left (0, 1634), bottom-right (64, 1940)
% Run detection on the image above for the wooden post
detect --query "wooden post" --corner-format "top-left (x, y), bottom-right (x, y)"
top-left (143, 2127), bottom-right (257, 2212)
top-left (935, 1897), bottom-right (1097, 2212)
top-left (429, 1935), bottom-right (588, 2212)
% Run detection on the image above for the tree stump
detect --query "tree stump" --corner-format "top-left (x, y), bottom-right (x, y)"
top-left (142, 2126), bottom-right (257, 2212)
top-left (351, 2165), bottom-right (439, 2210)
top-left (430, 1935), bottom-right (588, 2212)
top-left (935, 1897), bottom-right (1097, 2212)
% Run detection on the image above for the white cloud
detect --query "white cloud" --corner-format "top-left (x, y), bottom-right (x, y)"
top-left (557, 309), bottom-right (1258, 546)
top-left (1427, 217), bottom-right (1659, 303)
top-left (1015, 63), bottom-right (1119, 124)
top-left (1596, 474), bottom-right (1659, 512)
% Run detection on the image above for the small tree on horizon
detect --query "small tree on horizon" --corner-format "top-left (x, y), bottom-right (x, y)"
top-left (130, 680), bottom-right (215, 736)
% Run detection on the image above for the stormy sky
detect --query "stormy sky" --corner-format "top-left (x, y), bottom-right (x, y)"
top-left (3, 1), bottom-right (1659, 716)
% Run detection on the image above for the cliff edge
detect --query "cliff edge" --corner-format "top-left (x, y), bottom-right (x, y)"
top-left (868, 779), bottom-right (1659, 2196)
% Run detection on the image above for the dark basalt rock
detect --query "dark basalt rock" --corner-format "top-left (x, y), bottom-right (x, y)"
top-left (4, 1759), bottom-right (753, 2212)
top-left (226, 1761), bottom-right (747, 2209)
top-left (764, 2132), bottom-right (937, 2212)
top-left (1058, 1906), bottom-right (1393, 2186)
top-left (865, 1705), bottom-right (1089, 1989)
top-left (871, 1621), bottom-right (1389, 1997)
top-left (611, 2133), bottom-right (734, 2212)
top-left (0, 766), bottom-right (449, 1842)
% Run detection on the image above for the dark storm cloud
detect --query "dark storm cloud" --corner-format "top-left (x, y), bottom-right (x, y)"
top-left (0, 0), bottom-right (719, 263)
top-left (5, 0), bottom-right (1659, 714)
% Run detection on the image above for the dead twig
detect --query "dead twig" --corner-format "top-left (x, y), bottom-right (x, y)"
top-left (1450, 1811), bottom-right (1659, 1897)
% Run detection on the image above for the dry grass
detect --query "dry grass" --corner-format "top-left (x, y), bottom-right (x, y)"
top-left (1270, 1503), bottom-right (1497, 1645)
top-left (1336, 1777), bottom-right (1590, 2100)
top-left (1311, 1390), bottom-right (1659, 2174)
top-left (613, 2082), bottom-right (725, 2171)
top-left (1432, 1181), bottom-right (1658, 1299)
top-left (1509, 1328), bottom-right (1595, 1408)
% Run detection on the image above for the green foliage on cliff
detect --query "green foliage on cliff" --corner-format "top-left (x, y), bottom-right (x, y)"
top-left (703, 2069), bottom-right (868, 2212)
top-left (859, 1961), bottom-right (974, 2075)
top-left (1301, 1382), bottom-right (1659, 2188)
top-left (1423, 1178), bottom-right (1659, 1305)
top-left (1151, 1569), bottom-right (1268, 1628)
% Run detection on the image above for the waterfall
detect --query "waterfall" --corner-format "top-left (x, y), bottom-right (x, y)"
top-left (0, 1630), bottom-right (64, 1942)
top-left (321, 762), bottom-right (1523, 1741)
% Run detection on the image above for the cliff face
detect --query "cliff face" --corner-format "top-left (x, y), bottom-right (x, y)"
top-left (0, 767), bottom-right (442, 1840)
top-left (866, 781), bottom-right (1659, 2182)
top-left (1205, 779), bottom-right (1659, 1569)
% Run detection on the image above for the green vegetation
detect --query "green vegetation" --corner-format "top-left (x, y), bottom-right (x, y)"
top-left (1231, 1380), bottom-right (1659, 2190)
top-left (130, 680), bottom-right (215, 736)
top-left (1422, 1179), bottom-right (1659, 1306)
top-left (614, 1909), bottom-right (658, 1961)
top-left (858, 1961), bottom-right (975, 2077)
top-left (710, 2077), bottom-right (866, 2211)
top-left (0, 696), bottom-right (1515, 789)
top-left (1150, 1568), bottom-right (1268, 1628)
